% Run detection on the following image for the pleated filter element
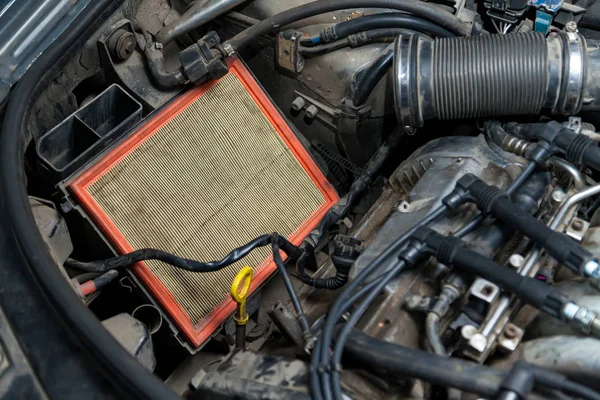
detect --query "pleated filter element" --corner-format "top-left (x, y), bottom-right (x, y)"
top-left (69, 59), bottom-right (338, 348)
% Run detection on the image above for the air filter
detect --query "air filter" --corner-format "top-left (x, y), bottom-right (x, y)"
top-left (69, 59), bottom-right (338, 348)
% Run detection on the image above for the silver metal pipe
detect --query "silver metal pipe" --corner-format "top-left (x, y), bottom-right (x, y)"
top-left (548, 157), bottom-right (585, 191)
top-left (550, 183), bottom-right (600, 230)
top-left (157, 0), bottom-right (247, 45)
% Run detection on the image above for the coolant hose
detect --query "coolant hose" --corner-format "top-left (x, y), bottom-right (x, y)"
top-left (224, 0), bottom-right (470, 52)
top-left (313, 13), bottom-right (454, 44)
top-left (394, 32), bottom-right (600, 129)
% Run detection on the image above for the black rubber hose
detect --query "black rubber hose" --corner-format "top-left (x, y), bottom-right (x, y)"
top-left (453, 160), bottom-right (537, 238)
top-left (66, 234), bottom-right (302, 273)
top-left (313, 205), bottom-right (448, 399)
top-left (350, 44), bottom-right (394, 106)
top-left (395, 32), bottom-right (560, 129)
top-left (415, 227), bottom-right (569, 317)
top-left (345, 330), bottom-right (505, 396)
top-left (0, 1), bottom-right (179, 399)
top-left (319, 13), bottom-right (454, 43)
top-left (224, 0), bottom-right (470, 52)
top-left (455, 174), bottom-right (595, 274)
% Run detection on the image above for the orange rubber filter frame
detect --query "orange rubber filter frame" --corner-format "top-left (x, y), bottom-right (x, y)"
top-left (69, 59), bottom-right (339, 348)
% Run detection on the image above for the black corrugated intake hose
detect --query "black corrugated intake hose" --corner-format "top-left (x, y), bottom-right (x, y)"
top-left (394, 32), bottom-right (600, 129)
top-left (224, 0), bottom-right (471, 52)
top-left (0, 1), bottom-right (179, 399)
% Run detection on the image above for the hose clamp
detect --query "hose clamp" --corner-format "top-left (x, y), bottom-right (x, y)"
top-left (561, 33), bottom-right (586, 115)
top-left (394, 35), bottom-right (422, 130)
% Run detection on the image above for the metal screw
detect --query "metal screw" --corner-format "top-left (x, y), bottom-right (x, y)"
top-left (572, 219), bottom-right (584, 231)
top-left (306, 105), bottom-right (319, 118)
top-left (566, 21), bottom-right (578, 33)
top-left (508, 254), bottom-right (525, 269)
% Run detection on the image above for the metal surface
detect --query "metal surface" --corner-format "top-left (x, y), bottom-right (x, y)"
top-left (562, 32), bottom-right (586, 114)
top-left (565, 217), bottom-right (589, 241)
top-left (467, 173), bottom-right (600, 360)
top-left (276, 31), bottom-right (305, 74)
top-left (102, 313), bottom-right (156, 371)
top-left (0, 0), bottom-right (95, 102)
top-left (157, 0), bottom-right (247, 45)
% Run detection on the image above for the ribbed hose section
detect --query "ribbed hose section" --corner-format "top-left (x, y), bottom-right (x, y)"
top-left (432, 33), bottom-right (548, 120)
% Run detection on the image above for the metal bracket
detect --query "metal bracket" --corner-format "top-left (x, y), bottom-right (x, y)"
top-left (275, 30), bottom-right (304, 74)
top-left (276, 30), bottom-right (305, 75)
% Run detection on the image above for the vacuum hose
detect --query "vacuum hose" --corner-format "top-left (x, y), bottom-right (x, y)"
top-left (394, 32), bottom-right (600, 129)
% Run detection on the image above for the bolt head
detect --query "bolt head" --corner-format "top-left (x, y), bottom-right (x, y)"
top-left (566, 21), bottom-right (578, 33)
top-left (508, 254), bottom-right (525, 269)
top-left (572, 219), bottom-right (584, 231)
top-left (551, 189), bottom-right (566, 204)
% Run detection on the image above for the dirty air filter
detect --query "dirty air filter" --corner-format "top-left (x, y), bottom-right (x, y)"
top-left (69, 59), bottom-right (338, 348)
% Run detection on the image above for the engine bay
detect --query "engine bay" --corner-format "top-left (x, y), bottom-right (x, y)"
top-left (5, 0), bottom-right (600, 398)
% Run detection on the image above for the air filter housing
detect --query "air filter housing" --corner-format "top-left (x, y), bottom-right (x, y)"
top-left (69, 59), bottom-right (338, 348)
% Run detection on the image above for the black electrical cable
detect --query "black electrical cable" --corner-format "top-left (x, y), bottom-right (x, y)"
top-left (330, 260), bottom-right (408, 400)
top-left (224, 0), bottom-right (470, 52)
top-left (454, 160), bottom-right (537, 238)
top-left (297, 130), bottom-right (402, 290)
top-left (311, 204), bottom-right (448, 400)
top-left (319, 162), bottom-right (540, 400)
top-left (0, 0), bottom-right (180, 399)
top-left (299, 28), bottom-right (429, 57)
top-left (65, 234), bottom-right (302, 273)
top-left (300, 39), bottom-right (349, 56)
top-left (303, 13), bottom-right (454, 45)
top-left (272, 238), bottom-right (312, 340)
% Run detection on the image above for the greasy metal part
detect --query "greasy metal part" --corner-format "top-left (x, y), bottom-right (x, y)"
top-left (189, 351), bottom-right (310, 399)
top-left (268, 302), bottom-right (304, 346)
top-left (156, 0), bottom-right (247, 45)
top-left (549, 157), bottom-right (586, 191)
top-left (497, 323), bottom-right (524, 353)
top-left (0, 0), bottom-right (96, 102)
top-left (131, 304), bottom-right (163, 335)
top-left (521, 336), bottom-right (600, 386)
top-left (394, 32), bottom-right (596, 129)
top-left (469, 278), bottom-right (501, 304)
top-left (276, 31), bottom-right (305, 74)
top-left (466, 176), bottom-right (600, 361)
top-left (566, 217), bottom-right (590, 242)
top-left (102, 313), bottom-right (156, 371)
top-left (108, 29), bottom-right (136, 61)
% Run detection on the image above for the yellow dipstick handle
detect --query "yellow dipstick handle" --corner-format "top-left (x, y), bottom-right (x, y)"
top-left (230, 266), bottom-right (253, 326)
